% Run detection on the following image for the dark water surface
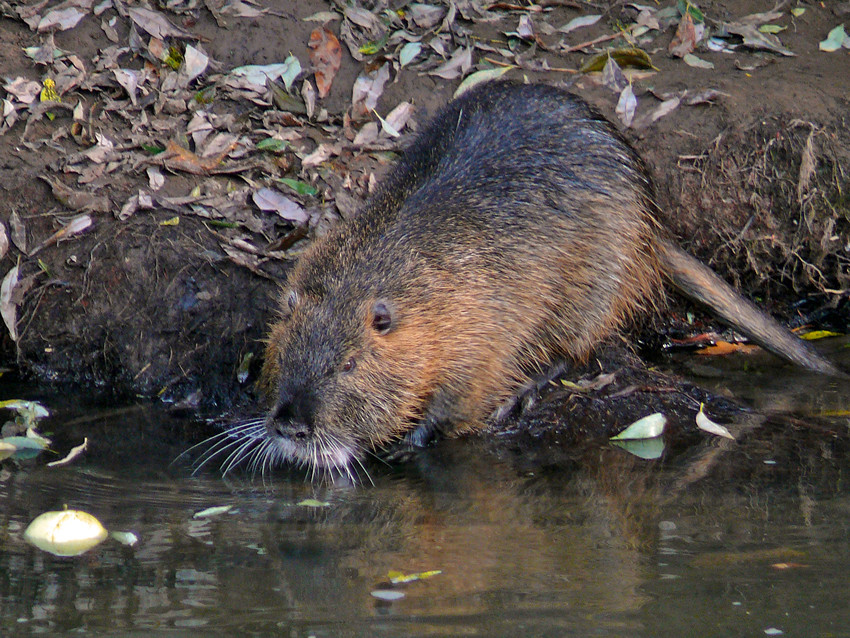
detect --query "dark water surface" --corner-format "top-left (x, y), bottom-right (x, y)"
top-left (2, 352), bottom-right (849, 637)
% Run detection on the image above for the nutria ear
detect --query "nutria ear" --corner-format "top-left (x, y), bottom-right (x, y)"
top-left (371, 299), bottom-right (395, 335)
top-left (285, 289), bottom-right (298, 313)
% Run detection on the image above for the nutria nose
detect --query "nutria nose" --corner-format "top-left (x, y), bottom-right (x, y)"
top-left (271, 420), bottom-right (310, 440)
top-left (267, 398), bottom-right (312, 440)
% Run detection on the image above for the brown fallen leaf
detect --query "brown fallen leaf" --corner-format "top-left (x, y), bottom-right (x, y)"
top-left (154, 139), bottom-right (239, 175)
top-left (9, 211), bottom-right (26, 254)
top-left (309, 27), bottom-right (342, 99)
top-left (40, 175), bottom-right (112, 213)
top-left (669, 12), bottom-right (697, 58)
top-left (696, 341), bottom-right (760, 356)
top-left (29, 214), bottom-right (93, 257)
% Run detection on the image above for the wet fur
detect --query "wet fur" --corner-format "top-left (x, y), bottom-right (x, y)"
top-left (257, 80), bottom-right (838, 475)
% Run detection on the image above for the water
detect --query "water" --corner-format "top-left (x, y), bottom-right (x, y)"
top-left (1, 353), bottom-right (849, 637)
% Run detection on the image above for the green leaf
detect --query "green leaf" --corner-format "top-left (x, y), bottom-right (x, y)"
top-left (677, 0), bottom-right (705, 23)
top-left (800, 330), bottom-right (842, 341)
top-left (790, 8), bottom-right (805, 17)
top-left (256, 138), bottom-right (290, 152)
top-left (759, 24), bottom-right (785, 34)
top-left (276, 177), bottom-right (319, 196)
top-left (820, 24), bottom-right (847, 52)
top-left (359, 32), bottom-right (390, 56)
top-left (609, 412), bottom-right (666, 440)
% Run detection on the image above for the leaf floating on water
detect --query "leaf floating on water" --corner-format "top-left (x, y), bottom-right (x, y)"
top-left (610, 436), bottom-right (665, 460)
top-left (47, 437), bottom-right (88, 467)
top-left (1, 436), bottom-right (48, 452)
top-left (610, 412), bottom-right (666, 440)
top-left (110, 530), bottom-right (139, 546)
top-left (387, 569), bottom-right (442, 584)
top-left (24, 510), bottom-right (109, 557)
top-left (0, 441), bottom-right (16, 461)
top-left (0, 399), bottom-right (49, 419)
top-left (193, 505), bottom-right (233, 519)
top-left (297, 499), bottom-right (330, 507)
top-left (799, 330), bottom-right (842, 341)
top-left (696, 340), bottom-right (758, 356)
top-left (371, 589), bottom-right (405, 601)
top-left (696, 404), bottom-right (735, 440)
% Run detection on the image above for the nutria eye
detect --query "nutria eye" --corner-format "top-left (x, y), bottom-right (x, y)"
top-left (342, 357), bottom-right (356, 372)
top-left (372, 299), bottom-right (394, 335)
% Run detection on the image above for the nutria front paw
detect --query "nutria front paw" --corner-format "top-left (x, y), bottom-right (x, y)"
top-left (381, 419), bottom-right (441, 462)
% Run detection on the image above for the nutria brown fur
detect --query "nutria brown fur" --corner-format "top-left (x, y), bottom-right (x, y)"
top-left (260, 81), bottom-right (839, 475)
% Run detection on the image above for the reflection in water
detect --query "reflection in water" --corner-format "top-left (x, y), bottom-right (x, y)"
top-left (1, 359), bottom-right (850, 636)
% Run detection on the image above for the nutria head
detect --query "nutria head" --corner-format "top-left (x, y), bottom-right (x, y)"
top-left (260, 255), bottom-right (437, 478)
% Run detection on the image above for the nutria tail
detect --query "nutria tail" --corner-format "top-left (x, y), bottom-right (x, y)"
top-left (657, 239), bottom-right (843, 376)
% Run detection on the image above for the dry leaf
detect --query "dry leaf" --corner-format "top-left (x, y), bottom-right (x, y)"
top-left (427, 46), bottom-right (472, 80)
top-left (252, 188), bottom-right (309, 224)
top-left (40, 175), bottom-right (111, 212)
top-left (127, 7), bottom-right (195, 40)
top-left (9, 211), bottom-right (26, 254)
top-left (309, 27), bottom-right (342, 99)
top-left (29, 214), bottom-right (93, 257)
top-left (1, 266), bottom-right (19, 342)
top-left (797, 127), bottom-right (816, 204)
top-left (616, 84), bottom-right (636, 127)
top-left (0, 223), bottom-right (8, 261)
top-left (351, 63), bottom-right (390, 119)
top-left (37, 7), bottom-right (87, 32)
top-left (669, 12), bottom-right (697, 58)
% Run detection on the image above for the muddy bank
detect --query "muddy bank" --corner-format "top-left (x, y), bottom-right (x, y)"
top-left (0, 1), bottom-right (847, 410)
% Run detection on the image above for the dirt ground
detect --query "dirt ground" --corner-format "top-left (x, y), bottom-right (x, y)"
top-left (0, 0), bottom-right (848, 409)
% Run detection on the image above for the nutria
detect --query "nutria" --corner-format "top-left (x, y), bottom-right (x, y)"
top-left (259, 80), bottom-right (840, 475)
